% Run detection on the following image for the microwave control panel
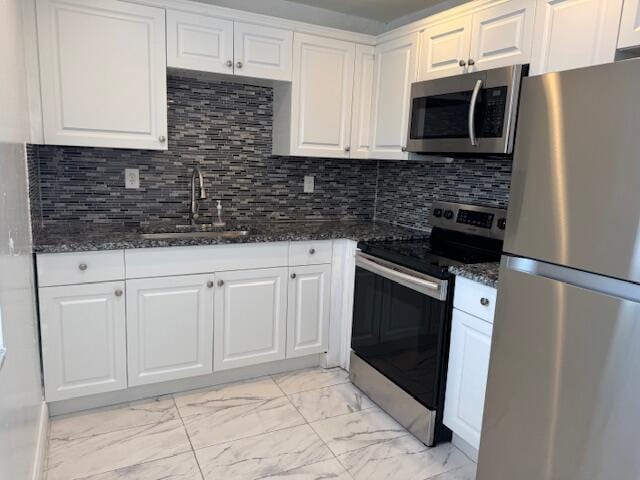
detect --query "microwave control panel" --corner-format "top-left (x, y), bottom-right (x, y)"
top-left (481, 86), bottom-right (508, 138)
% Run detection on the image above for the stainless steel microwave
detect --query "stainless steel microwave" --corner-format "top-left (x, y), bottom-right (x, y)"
top-left (406, 65), bottom-right (526, 156)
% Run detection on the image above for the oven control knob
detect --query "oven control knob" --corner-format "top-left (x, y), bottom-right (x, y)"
top-left (433, 208), bottom-right (443, 218)
top-left (444, 210), bottom-right (454, 220)
top-left (497, 218), bottom-right (507, 230)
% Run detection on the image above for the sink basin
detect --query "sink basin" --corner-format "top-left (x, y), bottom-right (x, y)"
top-left (140, 230), bottom-right (249, 240)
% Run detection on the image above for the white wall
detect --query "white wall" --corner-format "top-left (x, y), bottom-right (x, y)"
top-left (0, 0), bottom-right (44, 479)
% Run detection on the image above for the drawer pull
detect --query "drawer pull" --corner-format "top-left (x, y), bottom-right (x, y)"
top-left (309, 248), bottom-right (316, 254)
top-left (480, 297), bottom-right (490, 306)
top-left (78, 263), bottom-right (88, 271)
top-left (114, 289), bottom-right (123, 297)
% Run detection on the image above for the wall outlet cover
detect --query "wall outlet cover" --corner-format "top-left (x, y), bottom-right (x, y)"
top-left (304, 175), bottom-right (315, 193)
top-left (125, 168), bottom-right (140, 189)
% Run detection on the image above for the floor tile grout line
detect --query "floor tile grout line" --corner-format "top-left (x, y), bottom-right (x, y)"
top-left (172, 393), bottom-right (207, 480)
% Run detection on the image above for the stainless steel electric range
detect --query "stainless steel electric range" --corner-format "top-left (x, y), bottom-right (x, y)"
top-left (350, 201), bottom-right (506, 446)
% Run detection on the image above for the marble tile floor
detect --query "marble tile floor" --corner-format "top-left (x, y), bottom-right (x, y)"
top-left (44, 367), bottom-right (477, 480)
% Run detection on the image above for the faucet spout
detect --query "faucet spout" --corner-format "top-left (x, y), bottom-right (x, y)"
top-left (190, 165), bottom-right (207, 224)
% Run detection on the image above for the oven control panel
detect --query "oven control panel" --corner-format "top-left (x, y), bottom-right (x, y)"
top-left (431, 201), bottom-right (507, 240)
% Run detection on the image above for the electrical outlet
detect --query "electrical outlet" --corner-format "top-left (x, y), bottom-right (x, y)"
top-left (304, 175), bottom-right (315, 193)
top-left (125, 168), bottom-right (140, 189)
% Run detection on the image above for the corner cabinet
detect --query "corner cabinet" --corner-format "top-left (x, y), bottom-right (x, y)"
top-left (349, 45), bottom-right (376, 159)
top-left (36, 0), bottom-right (168, 150)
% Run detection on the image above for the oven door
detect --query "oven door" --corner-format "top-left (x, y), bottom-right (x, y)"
top-left (406, 65), bottom-right (523, 155)
top-left (352, 253), bottom-right (449, 410)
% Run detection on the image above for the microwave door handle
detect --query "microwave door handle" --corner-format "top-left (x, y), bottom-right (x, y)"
top-left (468, 79), bottom-right (483, 146)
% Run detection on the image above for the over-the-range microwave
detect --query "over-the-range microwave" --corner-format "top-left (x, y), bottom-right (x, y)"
top-left (406, 65), bottom-right (527, 156)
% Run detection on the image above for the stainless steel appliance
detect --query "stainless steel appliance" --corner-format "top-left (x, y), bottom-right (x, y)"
top-left (477, 59), bottom-right (640, 480)
top-left (350, 201), bottom-right (507, 446)
top-left (406, 65), bottom-right (526, 156)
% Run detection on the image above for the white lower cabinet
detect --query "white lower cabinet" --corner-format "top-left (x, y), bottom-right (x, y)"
top-left (287, 264), bottom-right (331, 358)
top-left (126, 274), bottom-right (215, 386)
top-left (444, 308), bottom-right (493, 451)
top-left (214, 267), bottom-right (288, 371)
top-left (39, 281), bottom-right (127, 402)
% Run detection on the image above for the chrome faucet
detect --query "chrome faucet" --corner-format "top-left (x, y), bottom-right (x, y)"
top-left (190, 165), bottom-right (207, 224)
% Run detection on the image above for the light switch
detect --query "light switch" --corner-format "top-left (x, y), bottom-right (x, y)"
top-left (125, 168), bottom-right (140, 189)
top-left (304, 175), bottom-right (315, 193)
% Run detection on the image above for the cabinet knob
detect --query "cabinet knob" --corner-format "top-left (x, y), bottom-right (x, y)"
top-left (207, 280), bottom-right (214, 288)
top-left (217, 279), bottom-right (225, 287)
top-left (344, 146), bottom-right (351, 152)
top-left (459, 59), bottom-right (467, 67)
top-left (158, 135), bottom-right (166, 143)
top-left (226, 60), bottom-right (233, 68)
top-left (236, 61), bottom-right (243, 69)
top-left (115, 289), bottom-right (123, 297)
top-left (480, 297), bottom-right (490, 306)
top-left (401, 146), bottom-right (407, 152)
top-left (290, 273), bottom-right (297, 279)
top-left (78, 263), bottom-right (88, 271)
top-left (309, 248), bottom-right (316, 254)
top-left (468, 58), bottom-right (475, 66)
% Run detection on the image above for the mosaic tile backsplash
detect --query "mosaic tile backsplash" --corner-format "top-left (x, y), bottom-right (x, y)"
top-left (28, 74), bottom-right (512, 232)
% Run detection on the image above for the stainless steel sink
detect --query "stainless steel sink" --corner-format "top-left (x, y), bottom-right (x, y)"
top-left (140, 230), bottom-right (249, 240)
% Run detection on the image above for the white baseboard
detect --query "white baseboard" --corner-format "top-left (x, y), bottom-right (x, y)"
top-left (452, 432), bottom-right (478, 463)
top-left (31, 401), bottom-right (49, 480)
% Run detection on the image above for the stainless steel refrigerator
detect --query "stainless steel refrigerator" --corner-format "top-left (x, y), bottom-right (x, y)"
top-left (477, 59), bottom-right (640, 479)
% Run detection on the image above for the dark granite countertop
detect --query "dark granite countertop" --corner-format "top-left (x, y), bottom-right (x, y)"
top-left (33, 219), bottom-right (429, 254)
top-left (449, 262), bottom-right (500, 289)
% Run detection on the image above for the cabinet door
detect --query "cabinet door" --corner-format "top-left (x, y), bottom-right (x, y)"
top-left (39, 282), bottom-right (126, 401)
top-left (36, 0), bottom-right (167, 150)
top-left (167, 10), bottom-right (234, 74)
top-left (618, 0), bottom-right (640, 49)
top-left (214, 268), bottom-right (288, 371)
top-left (444, 309), bottom-right (493, 450)
top-left (370, 33), bottom-right (419, 160)
top-left (290, 33), bottom-right (356, 158)
top-left (468, 0), bottom-right (536, 72)
top-left (234, 22), bottom-right (293, 81)
top-left (349, 45), bottom-right (375, 159)
top-left (530, 0), bottom-right (624, 75)
top-left (287, 264), bottom-right (331, 358)
top-left (417, 17), bottom-right (472, 81)
top-left (127, 275), bottom-right (214, 386)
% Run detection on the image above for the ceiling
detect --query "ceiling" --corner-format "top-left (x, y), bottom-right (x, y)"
top-left (283, 0), bottom-right (448, 23)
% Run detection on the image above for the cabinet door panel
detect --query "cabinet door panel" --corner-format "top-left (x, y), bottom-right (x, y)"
top-left (214, 268), bottom-right (288, 371)
top-left (531, 0), bottom-right (624, 75)
top-left (39, 282), bottom-right (126, 401)
top-left (287, 265), bottom-right (331, 358)
top-left (127, 275), bottom-right (214, 386)
top-left (234, 22), bottom-right (293, 81)
top-left (468, 0), bottom-right (535, 72)
top-left (167, 10), bottom-right (234, 74)
top-left (371, 33), bottom-right (419, 160)
top-left (349, 44), bottom-right (375, 159)
top-left (444, 309), bottom-right (493, 449)
top-left (37, 0), bottom-right (167, 150)
top-left (291, 33), bottom-right (355, 158)
top-left (418, 17), bottom-right (471, 81)
top-left (619, 0), bottom-right (640, 49)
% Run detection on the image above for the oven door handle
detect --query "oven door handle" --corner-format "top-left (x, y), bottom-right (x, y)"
top-left (468, 79), bottom-right (482, 147)
top-left (356, 253), bottom-right (447, 300)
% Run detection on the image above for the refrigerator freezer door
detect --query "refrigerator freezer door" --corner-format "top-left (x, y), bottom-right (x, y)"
top-left (477, 259), bottom-right (640, 480)
top-left (505, 59), bottom-right (640, 283)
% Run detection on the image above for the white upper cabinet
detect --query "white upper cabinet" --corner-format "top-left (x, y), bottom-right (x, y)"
top-left (370, 33), bottom-right (419, 160)
top-left (214, 267), bottom-right (288, 371)
top-left (349, 45), bottom-right (376, 159)
top-left (468, 0), bottom-right (536, 72)
top-left (530, 0), bottom-right (624, 75)
top-left (234, 22), bottom-right (293, 81)
top-left (126, 275), bottom-right (214, 386)
top-left (36, 0), bottom-right (167, 150)
top-left (167, 10), bottom-right (234, 74)
top-left (418, 17), bottom-right (472, 81)
top-left (619, 0), bottom-right (640, 48)
top-left (39, 281), bottom-right (127, 402)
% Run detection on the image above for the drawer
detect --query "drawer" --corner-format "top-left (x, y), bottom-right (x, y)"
top-left (453, 276), bottom-right (497, 323)
top-left (125, 242), bottom-right (289, 278)
top-left (289, 240), bottom-right (333, 265)
top-left (37, 250), bottom-right (125, 287)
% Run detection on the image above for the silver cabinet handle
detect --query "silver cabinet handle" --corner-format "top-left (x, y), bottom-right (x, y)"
top-left (309, 248), bottom-right (316, 254)
top-left (480, 297), bottom-right (490, 306)
top-left (459, 59), bottom-right (467, 67)
top-left (217, 279), bottom-right (224, 287)
top-left (468, 58), bottom-right (475, 66)
top-left (468, 79), bottom-right (482, 147)
top-left (226, 60), bottom-right (233, 68)
top-left (345, 146), bottom-right (351, 152)
top-left (236, 61), bottom-right (243, 69)
top-left (79, 263), bottom-right (88, 271)
top-left (291, 273), bottom-right (297, 279)
top-left (207, 280), bottom-right (214, 288)
top-left (115, 289), bottom-right (123, 297)
top-left (159, 135), bottom-right (166, 143)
